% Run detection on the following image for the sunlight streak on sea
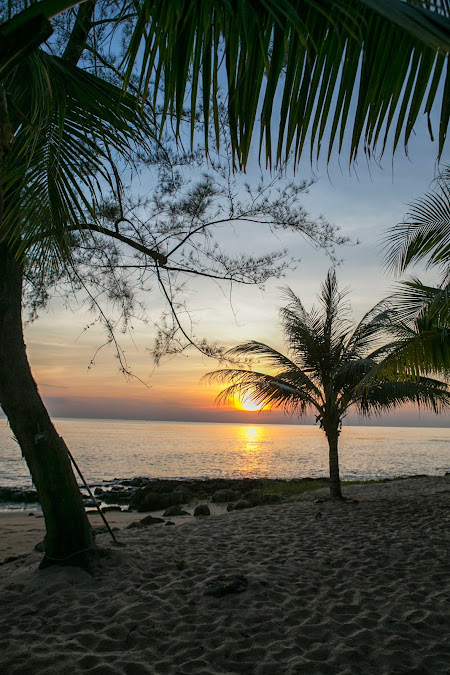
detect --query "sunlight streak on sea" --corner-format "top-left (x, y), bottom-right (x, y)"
top-left (0, 418), bottom-right (449, 489)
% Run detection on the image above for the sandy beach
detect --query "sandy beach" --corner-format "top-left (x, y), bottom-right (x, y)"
top-left (0, 476), bottom-right (449, 674)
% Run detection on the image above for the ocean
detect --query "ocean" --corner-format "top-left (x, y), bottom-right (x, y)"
top-left (0, 418), bottom-right (449, 489)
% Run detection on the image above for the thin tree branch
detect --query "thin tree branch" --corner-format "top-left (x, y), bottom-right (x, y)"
top-left (69, 223), bottom-right (168, 265)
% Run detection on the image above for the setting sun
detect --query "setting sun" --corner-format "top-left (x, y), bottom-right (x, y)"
top-left (236, 393), bottom-right (266, 412)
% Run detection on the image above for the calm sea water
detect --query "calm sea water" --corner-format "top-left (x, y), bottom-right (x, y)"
top-left (0, 418), bottom-right (449, 489)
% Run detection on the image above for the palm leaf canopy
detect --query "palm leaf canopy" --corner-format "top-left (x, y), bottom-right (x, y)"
top-left (125, 0), bottom-right (450, 167)
top-left (383, 165), bottom-right (450, 276)
top-left (206, 269), bottom-right (450, 423)
top-left (368, 278), bottom-right (450, 379)
top-left (2, 1), bottom-right (449, 170)
top-left (1, 49), bottom-right (155, 271)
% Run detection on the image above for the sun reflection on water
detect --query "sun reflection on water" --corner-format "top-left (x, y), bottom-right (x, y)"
top-left (235, 425), bottom-right (270, 475)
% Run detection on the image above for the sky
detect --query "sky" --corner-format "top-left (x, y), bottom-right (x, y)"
top-left (22, 88), bottom-right (450, 428)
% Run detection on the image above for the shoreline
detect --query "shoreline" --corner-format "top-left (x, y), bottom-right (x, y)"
top-left (1, 471), bottom-right (447, 510)
top-left (0, 475), bottom-right (449, 674)
top-left (1, 474), bottom-right (448, 564)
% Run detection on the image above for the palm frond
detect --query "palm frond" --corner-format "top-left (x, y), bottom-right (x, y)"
top-left (220, 341), bottom-right (324, 401)
top-left (354, 377), bottom-right (450, 415)
top-left (386, 278), bottom-right (450, 324)
top-left (204, 367), bottom-right (322, 415)
top-left (360, 279), bottom-right (449, 380)
top-left (371, 329), bottom-right (450, 379)
top-left (343, 305), bottom-right (391, 360)
top-left (383, 167), bottom-right (450, 275)
top-left (2, 50), bottom-right (155, 272)
top-left (125, 0), bottom-right (450, 168)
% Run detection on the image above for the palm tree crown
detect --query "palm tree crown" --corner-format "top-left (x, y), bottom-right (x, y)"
top-left (206, 270), bottom-right (449, 498)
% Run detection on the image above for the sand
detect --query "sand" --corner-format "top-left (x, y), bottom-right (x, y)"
top-left (0, 476), bottom-right (449, 674)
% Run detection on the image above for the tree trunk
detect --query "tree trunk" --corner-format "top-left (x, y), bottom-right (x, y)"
top-left (0, 242), bottom-right (96, 570)
top-left (325, 426), bottom-right (342, 499)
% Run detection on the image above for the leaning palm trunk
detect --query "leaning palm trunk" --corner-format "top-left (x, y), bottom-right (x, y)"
top-left (0, 243), bottom-right (95, 570)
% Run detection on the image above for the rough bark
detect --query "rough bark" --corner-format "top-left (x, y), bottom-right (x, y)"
top-left (325, 426), bottom-right (342, 499)
top-left (0, 242), bottom-right (96, 570)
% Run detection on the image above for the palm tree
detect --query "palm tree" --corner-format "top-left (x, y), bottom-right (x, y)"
top-left (379, 165), bottom-right (450, 378)
top-left (206, 270), bottom-right (449, 499)
top-left (0, 34), bottom-right (155, 569)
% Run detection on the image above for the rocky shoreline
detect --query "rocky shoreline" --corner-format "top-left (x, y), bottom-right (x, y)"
top-left (0, 476), bottom-right (330, 511)
top-left (2, 473), bottom-right (446, 514)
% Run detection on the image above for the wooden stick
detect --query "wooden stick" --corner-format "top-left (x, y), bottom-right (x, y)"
top-left (59, 436), bottom-right (125, 547)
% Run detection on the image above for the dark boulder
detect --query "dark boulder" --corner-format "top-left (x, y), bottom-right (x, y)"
top-left (244, 489), bottom-right (264, 504)
top-left (232, 499), bottom-right (252, 510)
top-left (0, 487), bottom-right (40, 504)
top-left (131, 490), bottom-right (186, 512)
top-left (212, 489), bottom-right (241, 503)
top-left (101, 488), bottom-right (136, 505)
top-left (163, 505), bottom-right (191, 517)
top-left (194, 504), bottom-right (211, 517)
top-left (126, 515), bottom-right (165, 529)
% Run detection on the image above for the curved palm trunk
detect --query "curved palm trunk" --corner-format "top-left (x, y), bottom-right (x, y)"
top-left (324, 425), bottom-right (342, 499)
top-left (0, 242), bottom-right (96, 570)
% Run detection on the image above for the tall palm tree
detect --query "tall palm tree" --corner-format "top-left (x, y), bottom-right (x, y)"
top-left (0, 35), bottom-right (155, 569)
top-left (206, 270), bottom-right (449, 498)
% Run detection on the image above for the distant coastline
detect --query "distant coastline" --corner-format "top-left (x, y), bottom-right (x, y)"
top-left (1, 411), bottom-right (450, 427)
